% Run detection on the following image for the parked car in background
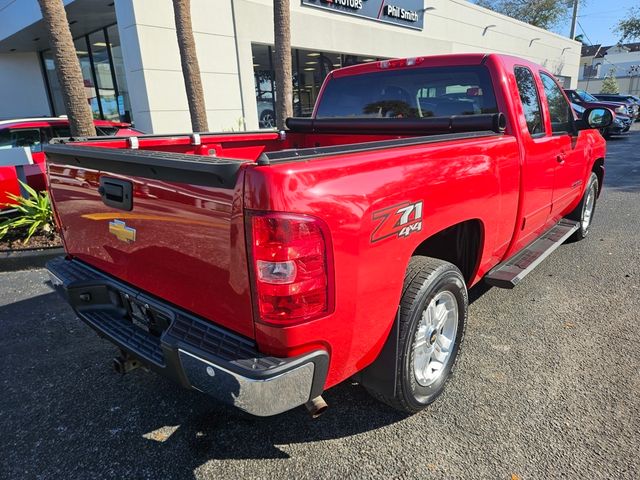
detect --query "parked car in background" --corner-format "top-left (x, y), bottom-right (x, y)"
top-left (0, 117), bottom-right (143, 206)
top-left (257, 99), bottom-right (276, 129)
top-left (565, 90), bottom-right (631, 138)
top-left (593, 94), bottom-right (639, 120)
top-left (571, 102), bottom-right (585, 119)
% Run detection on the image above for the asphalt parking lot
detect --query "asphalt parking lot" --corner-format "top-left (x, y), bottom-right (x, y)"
top-left (1, 131), bottom-right (640, 480)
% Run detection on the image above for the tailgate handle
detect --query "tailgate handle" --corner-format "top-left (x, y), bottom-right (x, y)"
top-left (99, 177), bottom-right (133, 211)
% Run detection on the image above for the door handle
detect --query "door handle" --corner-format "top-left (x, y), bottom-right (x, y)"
top-left (556, 153), bottom-right (566, 164)
top-left (99, 177), bottom-right (133, 211)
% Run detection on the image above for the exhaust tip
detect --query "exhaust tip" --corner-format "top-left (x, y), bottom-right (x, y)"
top-left (305, 396), bottom-right (328, 418)
top-left (112, 357), bottom-right (124, 374)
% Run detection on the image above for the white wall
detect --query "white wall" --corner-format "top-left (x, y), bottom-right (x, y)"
top-left (234, 0), bottom-right (581, 129)
top-left (0, 52), bottom-right (51, 118)
top-left (578, 76), bottom-right (640, 96)
top-left (114, 0), bottom-right (243, 134)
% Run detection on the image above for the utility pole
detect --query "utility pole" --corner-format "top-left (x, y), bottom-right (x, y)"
top-left (569, 0), bottom-right (579, 40)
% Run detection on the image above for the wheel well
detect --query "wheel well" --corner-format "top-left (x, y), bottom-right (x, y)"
top-left (412, 220), bottom-right (483, 284)
top-left (592, 158), bottom-right (604, 196)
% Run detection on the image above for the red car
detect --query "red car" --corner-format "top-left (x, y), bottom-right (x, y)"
top-left (46, 54), bottom-right (610, 417)
top-left (0, 117), bottom-right (142, 206)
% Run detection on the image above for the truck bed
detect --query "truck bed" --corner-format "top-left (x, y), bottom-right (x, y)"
top-left (45, 116), bottom-right (506, 346)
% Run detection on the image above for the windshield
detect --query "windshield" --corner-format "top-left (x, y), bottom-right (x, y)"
top-left (316, 65), bottom-right (498, 119)
top-left (572, 103), bottom-right (585, 114)
top-left (577, 90), bottom-right (598, 102)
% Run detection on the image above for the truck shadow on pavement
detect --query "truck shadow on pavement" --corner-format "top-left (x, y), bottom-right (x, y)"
top-left (1, 291), bottom-right (415, 477)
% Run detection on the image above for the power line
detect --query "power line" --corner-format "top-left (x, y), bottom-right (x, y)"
top-left (578, 8), bottom-right (627, 17)
top-left (576, 20), bottom-right (595, 46)
top-left (577, 20), bottom-right (620, 75)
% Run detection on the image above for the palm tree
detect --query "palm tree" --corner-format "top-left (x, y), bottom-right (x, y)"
top-left (274, 0), bottom-right (293, 130)
top-left (37, 0), bottom-right (95, 137)
top-left (172, 0), bottom-right (209, 132)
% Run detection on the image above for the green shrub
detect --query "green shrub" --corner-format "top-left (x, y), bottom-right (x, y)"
top-left (0, 181), bottom-right (54, 244)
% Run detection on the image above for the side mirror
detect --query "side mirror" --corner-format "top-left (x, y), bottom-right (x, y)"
top-left (577, 107), bottom-right (613, 130)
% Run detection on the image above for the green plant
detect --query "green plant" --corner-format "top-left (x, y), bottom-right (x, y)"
top-left (0, 181), bottom-right (54, 244)
top-left (600, 69), bottom-right (620, 94)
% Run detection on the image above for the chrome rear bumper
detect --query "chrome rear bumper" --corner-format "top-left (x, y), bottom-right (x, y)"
top-left (46, 256), bottom-right (328, 417)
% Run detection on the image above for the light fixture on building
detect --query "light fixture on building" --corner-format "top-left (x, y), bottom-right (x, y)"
top-left (483, 24), bottom-right (496, 36)
top-left (304, 67), bottom-right (315, 71)
top-left (93, 42), bottom-right (108, 47)
top-left (76, 50), bottom-right (88, 55)
top-left (529, 38), bottom-right (541, 47)
top-left (307, 52), bottom-right (321, 57)
top-left (305, 61), bottom-right (317, 65)
top-left (333, 63), bottom-right (340, 67)
top-left (362, 58), bottom-right (375, 62)
top-left (253, 63), bottom-right (260, 67)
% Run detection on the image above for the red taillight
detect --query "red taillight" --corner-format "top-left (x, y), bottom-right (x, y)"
top-left (248, 213), bottom-right (333, 325)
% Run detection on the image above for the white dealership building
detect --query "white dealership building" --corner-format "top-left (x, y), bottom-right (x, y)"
top-left (0, 0), bottom-right (580, 133)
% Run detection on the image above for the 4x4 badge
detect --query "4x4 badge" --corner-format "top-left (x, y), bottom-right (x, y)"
top-left (109, 219), bottom-right (136, 243)
top-left (371, 201), bottom-right (423, 243)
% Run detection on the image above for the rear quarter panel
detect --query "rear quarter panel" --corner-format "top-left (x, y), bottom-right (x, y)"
top-left (244, 134), bottom-right (520, 387)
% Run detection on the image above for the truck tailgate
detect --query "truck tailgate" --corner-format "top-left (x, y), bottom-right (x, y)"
top-left (45, 144), bottom-right (255, 339)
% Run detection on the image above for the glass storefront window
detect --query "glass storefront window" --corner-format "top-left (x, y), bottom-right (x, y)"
top-left (41, 25), bottom-right (132, 123)
top-left (106, 25), bottom-right (132, 123)
top-left (252, 44), bottom-right (276, 128)
top-left (74, 37), bottom-right (100, 119)
top-left (251, 44), bottom-right (385, 128)
top-left (89, 30), bottom-right (119, 121)
top-left (41, 51), bottom-right (66, 116)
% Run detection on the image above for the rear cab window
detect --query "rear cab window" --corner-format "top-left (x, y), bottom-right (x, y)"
top-left (513, 66), bottom-right (544, 136)
top-left (315, 65), bottom-right (498, 119)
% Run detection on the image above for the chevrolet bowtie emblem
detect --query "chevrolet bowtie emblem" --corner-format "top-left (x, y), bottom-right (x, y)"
top-left (108, 219), bottom-right (136, 243)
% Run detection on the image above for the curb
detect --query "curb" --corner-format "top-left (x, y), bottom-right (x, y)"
top-left (0, 247), bottom-right (64, 272)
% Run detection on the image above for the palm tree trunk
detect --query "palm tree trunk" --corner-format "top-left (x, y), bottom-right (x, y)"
top-left (37, 0), bottom-right (96, 137)
top-left (274, 0), bottom-right (293, 131)
top-left (172, 0), bottom-right (209, 132)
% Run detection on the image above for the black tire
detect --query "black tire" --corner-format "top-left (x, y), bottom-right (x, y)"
top-left (567, 172), bottom-right (599, 241)
top-left (369, 256), bottom-right (468, 413)
top-left (260, 110), bottom-right (275, 129)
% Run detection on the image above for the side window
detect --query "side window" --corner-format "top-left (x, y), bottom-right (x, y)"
top-left (95, 126), bottom-right (119, 136)
top-left (514, 66), bottom-right (544, 136)
top-left (10, 129), bottom-right (42, 152)
top-left (0, 129), bottom-right (11, 150)
top-left (51, 126), bottom-right (71, 138)
top-left (540, 73), bottom-right (573, 134)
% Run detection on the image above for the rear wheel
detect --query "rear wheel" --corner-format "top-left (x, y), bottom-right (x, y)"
top-left (368, 256), bottom-right (468, 413)
top-left (568, 172), bottom-right (599, 241)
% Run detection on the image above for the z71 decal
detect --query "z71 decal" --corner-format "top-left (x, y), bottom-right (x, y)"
top-left (371, 201), bottom-right (423, 243)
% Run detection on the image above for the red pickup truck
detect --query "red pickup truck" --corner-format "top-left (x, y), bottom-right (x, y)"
top-left (45, 54), bottom-right (611, 417)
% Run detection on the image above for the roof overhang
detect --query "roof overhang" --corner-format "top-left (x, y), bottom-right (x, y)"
top-left (0, 0), bottom-right (116, 53)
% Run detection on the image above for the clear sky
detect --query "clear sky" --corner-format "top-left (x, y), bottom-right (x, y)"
top-left (557, 0), bottom-right (638, 46)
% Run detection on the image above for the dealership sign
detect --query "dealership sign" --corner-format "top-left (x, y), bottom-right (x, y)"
top-left (301, 0), bottom-right (424, 30)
